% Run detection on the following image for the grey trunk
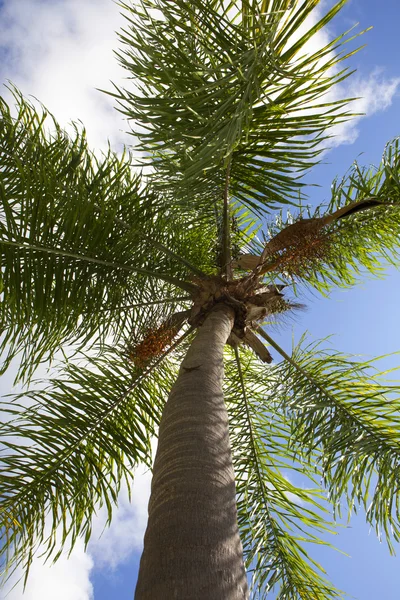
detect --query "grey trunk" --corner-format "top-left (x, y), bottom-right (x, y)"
top-left (135, 304), bottom-right (249, 599)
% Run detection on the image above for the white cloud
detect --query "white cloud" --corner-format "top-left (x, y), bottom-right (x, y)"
top-left (1, 0), bottom-right (398, 157)
top-left (89, 460), bottom-right (153, 570)
top-left (0, 541), bottom-right (94, 600)
top-left (330, 69), bottom-right (400, 146)
top-left (0, 461), bottom-right (153, 600)
top-left (281, 0), bottom-right (400, 147)
top-left (0, 0), bottom-right (130, 151)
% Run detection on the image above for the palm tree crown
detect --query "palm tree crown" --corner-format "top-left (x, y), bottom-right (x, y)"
top-left (1, 1), bottom-right (400, 598)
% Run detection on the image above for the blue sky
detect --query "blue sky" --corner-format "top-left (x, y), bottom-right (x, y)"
top-left (1, 0), bottom-right (400, 598)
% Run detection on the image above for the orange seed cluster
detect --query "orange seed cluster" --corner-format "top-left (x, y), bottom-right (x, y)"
top-left (128, 323), bottom-right (179, 369)
top-left (269, 229), bottom-right (332, 277)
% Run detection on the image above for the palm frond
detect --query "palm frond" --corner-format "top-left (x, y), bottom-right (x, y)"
top-left (244, 138), bottom-right (400, 292)
top-left (112, 0), bottom-right (364, 224)
top-left (224, 345), bottom-right (343, 599)
top-left (0, 328), bottom-right (193, 584)
top-left (262, 331), bottom-right (400, 554)
top-left (0, 90), bottom-right (208, 381)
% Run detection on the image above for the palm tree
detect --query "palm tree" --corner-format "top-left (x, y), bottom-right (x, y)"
top-left (1, 1), bottom-right (400, 598)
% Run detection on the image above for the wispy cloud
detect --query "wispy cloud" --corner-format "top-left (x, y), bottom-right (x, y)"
top-left (0, 461), bottom-right (153, 600)
top-left (0, 542), bottom-right (94, 600)
top-left (284, 0), bottom-right (400, 147)
top-left (1, 0), bottom-right (398, 156)
top-left (89, 461), bottom-right (153, 570)
top-left (0, 0), bottom-right (130, 151)
top-left (330, 69), bottom-right (400, 146)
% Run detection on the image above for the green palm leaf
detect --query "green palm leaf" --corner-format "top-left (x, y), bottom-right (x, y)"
top-left (0, 330), bottom-right (192, 583)
top-left (111, 0), bottom-right (363, 223)
top-left (257, 139), bottom-right (400, 293)
top-left (225, 346), bottom-right (342, 599)
top-left (262, 331), bottom-right (400, 554)
top-left (0, 90), bottom-right (209, 381)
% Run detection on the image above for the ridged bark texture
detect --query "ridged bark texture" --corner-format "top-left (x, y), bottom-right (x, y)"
top-left (135, 304), bottom-right (249, 599)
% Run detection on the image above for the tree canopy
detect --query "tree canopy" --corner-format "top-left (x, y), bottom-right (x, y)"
top-left (1, 1), bottom-right (400, 598)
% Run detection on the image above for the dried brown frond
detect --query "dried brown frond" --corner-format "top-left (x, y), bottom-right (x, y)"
top-left (262, 225), bottom-right (333, 278)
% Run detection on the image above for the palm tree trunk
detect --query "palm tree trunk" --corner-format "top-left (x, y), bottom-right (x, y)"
top-left (135, 303), bottom-right (249, 599)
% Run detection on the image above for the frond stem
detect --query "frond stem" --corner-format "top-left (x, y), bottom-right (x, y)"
top-left (221, 160), bottom-right (232, 280)
top-left (112, 214), bottom-right (207, 277)
top-left (233, 346), bottom-right (290, 584)
top-left (0, 239), bottom-right (198, 294)
top-left (152, 240), bottom-right (208, 278)
top-left (5, 326), bottom-right (195, 506)
top-left (234, 347), bottom-right (268, 502)
top-left (258, 328), bottom-right (400, 456)
top-left (97, 296), bottom-right (192, 313)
